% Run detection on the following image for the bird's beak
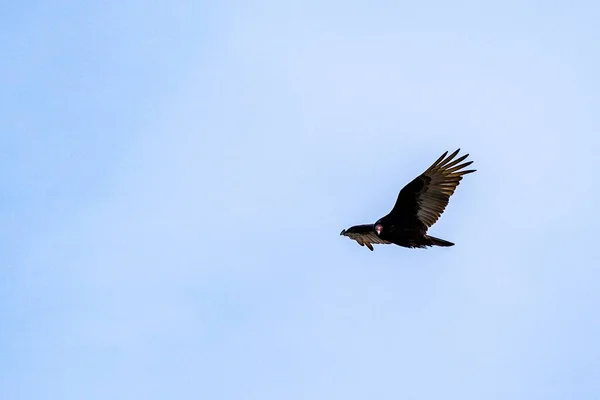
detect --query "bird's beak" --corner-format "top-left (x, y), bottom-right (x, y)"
top-left (340, 229), bottom-right (346, 236)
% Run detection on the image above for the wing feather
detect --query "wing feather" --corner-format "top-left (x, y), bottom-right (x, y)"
top-left (387, 149), bottom-right (476, 230)
top-left (340, 224), bottom-right (391, 251)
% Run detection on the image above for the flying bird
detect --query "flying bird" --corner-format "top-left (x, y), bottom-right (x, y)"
top-left (340, 149), bottom-right (475, 250)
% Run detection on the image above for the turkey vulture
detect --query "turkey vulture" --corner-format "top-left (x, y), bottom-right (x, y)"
top-left (340, 149), bottom-right (475, 250)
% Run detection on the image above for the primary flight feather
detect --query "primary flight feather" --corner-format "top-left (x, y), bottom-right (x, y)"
top-left (340, 149), bottom-right (475, 250)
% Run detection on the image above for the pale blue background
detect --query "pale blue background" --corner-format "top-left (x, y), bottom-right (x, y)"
top-left (2, 1), bottom-right (600, 399)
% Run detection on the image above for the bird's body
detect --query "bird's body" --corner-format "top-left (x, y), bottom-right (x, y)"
top-left (340, 149), bottom-right (475, 250)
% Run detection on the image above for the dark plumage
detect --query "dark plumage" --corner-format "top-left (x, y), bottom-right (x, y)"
top-left (340, 149), bottom-right (475, 250)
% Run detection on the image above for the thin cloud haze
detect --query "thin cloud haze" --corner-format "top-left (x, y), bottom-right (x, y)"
top-left (1, 1), bottom-right (599, 399)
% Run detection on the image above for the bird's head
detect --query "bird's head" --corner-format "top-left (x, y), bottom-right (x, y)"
top-left (375, 222), bottom-right (383, 236)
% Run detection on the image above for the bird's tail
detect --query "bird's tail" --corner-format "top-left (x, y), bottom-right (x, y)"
top-left (426, 235), bottom-right (455, 247)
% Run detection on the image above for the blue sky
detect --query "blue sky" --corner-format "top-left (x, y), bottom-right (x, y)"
top-left (2, 1), bottom-right (600, 399)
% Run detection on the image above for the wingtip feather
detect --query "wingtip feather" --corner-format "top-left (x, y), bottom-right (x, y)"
top-left (429, 151), bottom-right (449, 169)
top-left (437, 149), bottom-right (461, 168)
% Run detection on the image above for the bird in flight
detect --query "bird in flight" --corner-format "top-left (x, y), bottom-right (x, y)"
top-left (340, 149), bottom-right (475, 250)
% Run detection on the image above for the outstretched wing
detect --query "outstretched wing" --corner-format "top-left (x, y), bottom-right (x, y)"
top-left (340, 224), bottom-right (391, 251)
top-left (387, 149), bottom-right (476, 230)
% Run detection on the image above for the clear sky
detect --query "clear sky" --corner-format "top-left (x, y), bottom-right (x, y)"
top-left (2, 1), bottom-right (600, 399)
